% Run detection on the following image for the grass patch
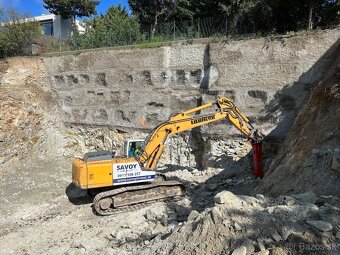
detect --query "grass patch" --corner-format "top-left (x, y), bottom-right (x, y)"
top-left (42, 41), bottom-right (175, 57)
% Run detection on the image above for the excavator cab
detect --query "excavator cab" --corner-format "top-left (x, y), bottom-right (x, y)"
top-left (123, 139), bottom-right (144, 157)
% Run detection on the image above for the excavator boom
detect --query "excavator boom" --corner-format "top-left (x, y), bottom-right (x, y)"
top-left (138, 96), bottom-right (263, 170)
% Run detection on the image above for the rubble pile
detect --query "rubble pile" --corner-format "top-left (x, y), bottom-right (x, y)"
top-left (137, 190), bottom-right (339, 255)
top-left (61, 189), bottom-right (339, 255)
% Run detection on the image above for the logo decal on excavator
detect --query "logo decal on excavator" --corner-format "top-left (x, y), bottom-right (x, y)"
top-left (116, 164), bottom-right (138, 171)
top-left (191, 116), bottom-right (215, 124)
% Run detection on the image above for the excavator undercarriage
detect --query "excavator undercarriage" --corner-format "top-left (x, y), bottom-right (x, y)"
top-left (93, 180), bottom-right (186, 216)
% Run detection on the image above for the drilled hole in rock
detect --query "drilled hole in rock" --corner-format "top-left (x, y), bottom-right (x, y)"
top-left (72, 109), bottom-right (88, 120)
top-left (67, 75), bottom-right (78, 84)
top-left (147, 102), bottom-right (165, 107)
top-left (64, 96), bottom-right (73, 106)
top-left (248, 90), bottom-right (268, 102)
top-left (54, 75), bottom-right (65, 84)
top-left (80, 74), bottom-right (90, 83)
top-left (94, 109), bottom-right (108, 121)
top-left (176, 70), bottom-right (186, 85)
top-left (141, 70), bottom-right (152, 85)
top-left (190, 69), bottom-right (202, 84)
top-left (96, 73), bottom-right (107, 86)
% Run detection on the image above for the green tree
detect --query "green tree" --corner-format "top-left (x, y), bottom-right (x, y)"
top-left (215, 0), bottom-right (266, 33)
top-left (188, 0), bottom-right (220, 18)
top-left (0, 8), bottom-right (42, 59)
top-left (269, 0), bottom-right (339, 32)
top-left (128, 0), bottom-right (192, 37)
top-left (70, 4), bottom-right (141, 49)
top-left (43, 0), bottom-right (100, 18)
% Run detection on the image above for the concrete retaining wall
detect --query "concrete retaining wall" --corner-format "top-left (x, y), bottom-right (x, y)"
top-left (42, 28), bottom-right (340, 139)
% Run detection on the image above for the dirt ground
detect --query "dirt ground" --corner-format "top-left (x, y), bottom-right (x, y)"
top-left (0, 143), bottom-right (260, 255)
top-left (0, 154), bottom-right (339, 255)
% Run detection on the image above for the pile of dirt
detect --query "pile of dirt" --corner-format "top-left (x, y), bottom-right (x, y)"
top-left (256, 45), bottom-right (340, 196)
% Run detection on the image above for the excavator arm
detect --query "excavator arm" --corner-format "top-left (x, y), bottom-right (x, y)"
top-left (137, 97), bottom-right (263, 170)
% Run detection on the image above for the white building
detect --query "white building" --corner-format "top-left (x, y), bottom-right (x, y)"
top-left (34, 14), bottom-right (85, 40)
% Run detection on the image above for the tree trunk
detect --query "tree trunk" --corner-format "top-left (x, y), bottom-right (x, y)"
top-left (151, 13), bottom-right (159, 38)
top-left (308, 0), bottom-right (314, 31)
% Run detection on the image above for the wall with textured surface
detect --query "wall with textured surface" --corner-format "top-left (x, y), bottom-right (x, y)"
top-left (42, 29), bottom-right (340, 140)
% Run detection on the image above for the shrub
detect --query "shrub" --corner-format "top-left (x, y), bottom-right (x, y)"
top-left (0, 8), bottom-right (42, 59)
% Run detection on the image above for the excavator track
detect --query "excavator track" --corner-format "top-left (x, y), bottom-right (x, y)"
top-left (93, 180), bottom-right (186, 216)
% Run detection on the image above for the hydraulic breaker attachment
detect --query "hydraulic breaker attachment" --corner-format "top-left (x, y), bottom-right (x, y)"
top-left (251, 141), bottom-right (264, 178)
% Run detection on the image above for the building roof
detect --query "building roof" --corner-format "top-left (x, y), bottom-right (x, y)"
top-left (33, 14), bottom-right (55, 22)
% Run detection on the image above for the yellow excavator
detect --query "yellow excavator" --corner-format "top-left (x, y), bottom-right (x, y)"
top-left (72, 97), bottom-right (263, 215)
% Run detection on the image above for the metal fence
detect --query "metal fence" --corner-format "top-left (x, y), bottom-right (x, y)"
top-left (49, 16), bottom-right (258, 52)
top-left (49, 15), bottom-right (339, 53)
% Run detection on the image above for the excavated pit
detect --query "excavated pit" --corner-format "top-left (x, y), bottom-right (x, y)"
top-left (0, 28), bottom-right (339, 255)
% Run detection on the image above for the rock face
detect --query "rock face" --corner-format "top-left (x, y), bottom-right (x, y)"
top-left (0, 83), bottom-right (59, 165)
top-left (1, 30), bottom-right (340, 170)
top-left (42, 31), bottom-right (340, 140)
top-left (43, 30), bottom-right (340, 140)
top-left (257, 42), bottom-right (340, 196)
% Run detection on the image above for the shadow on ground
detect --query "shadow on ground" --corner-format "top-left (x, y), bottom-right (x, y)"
top-left (65, 183), bottom-right (93, 205)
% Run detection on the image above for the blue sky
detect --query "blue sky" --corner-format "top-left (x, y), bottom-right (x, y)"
top-left (0, 0), bottom-right (129, 17)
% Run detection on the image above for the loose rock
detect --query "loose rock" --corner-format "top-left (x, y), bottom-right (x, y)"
top-left (232, 246), bottom-right (247, 255)
top-left (256, 194), bottom-right (265, 200)
top-left (255, 251), bottom-right (269, 255)
top-left (214, 191), bottom-right (241, 207)
top-left (292, 191), bottom-right (317, 204)
top-left (192, 169), bottom-right (199, 175)
top-left (306, 220), bottom-right (333, 232)
top-left (272, 232), bottom-right (282, 242)
top-left (211, 207), bottom-right (223, 224)
top-left (234, 222), bottom-right (242, 231)
top-left (336, 231), bottom-right (340, 239)
top-left (187, 210), bottom-right (199, 221)
top-left (152, 221), bottom-right (167, 235)
top-left (145, 209), bottom-right (156, 221)
top-left (283, 196), bottom-right (296, 206)
top-left (331, 155), bottom-right (340, 173)
top-left (241, 239), bottom-right (255, 254)
top-left (257, 239), bottom-right (266, 251)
